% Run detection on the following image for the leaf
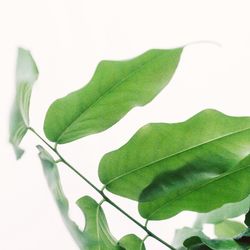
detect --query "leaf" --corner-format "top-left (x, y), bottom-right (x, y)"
top-left (184, 236), bottom-right (245, 250)
top-left (77, 196), bottom-right (121, 250)
top-left (139, 153), bottom-right (250, 220)
top-left (244, 209), bottom-right (250, 227)
top-left (9, 48), bottom-right (39, 159)
top-left (235, 228), bottom-right (250, 247)
top-left (98, 109), bottom-right (250, 219)
top-left (37, 145), bottom-right (84, 248)
top-left (172, 227), bottom-right (208, 249)
top-left (214, 220), bottom-right (246, 238)
top-left (44, 48), bottom-right (183, 144)
top-left (194, 196), bottom-right (250, 228)
top-left (38, 145), bottom-right (121, 250)
top-left (118, 234), bottom-right (146, 250)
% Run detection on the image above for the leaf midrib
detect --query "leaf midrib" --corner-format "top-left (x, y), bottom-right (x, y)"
top-left (56, 51), bottom-right (168, 142)
top-left (146, 161), bottom-right (250, 220)
top-left (105, 126), bottom-right (250, 188)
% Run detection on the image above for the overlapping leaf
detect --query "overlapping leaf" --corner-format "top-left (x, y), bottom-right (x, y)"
top-left (99, 109), bottom-right (250, 220)
top-left (214, 220), bottom-right (246, 238)
top-left (9, 48), bottom-right (38, 158)
top-left (194, 196), bottom-right (250, 228)
top-left (38, 146), bottom-right (121, 250)
top-left (44, 48), bottom-right (183, 144)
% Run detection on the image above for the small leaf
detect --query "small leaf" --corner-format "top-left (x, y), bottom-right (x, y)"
top-left (215, 220), bottom-right (246, 238)
top-left (99, 109), bottom-right (250, 219)
top-left (172, 227), bottom-right (208, 249)
top-left (9, 48), bottom-right (38, 159)
top-left (77, 196), bottom-right (121, 250)
top-left (194, 196), bottom-right (250, 228)
top-left (118, 234), bottom-right (146, 250)
top-left (44, 48), bottom-right (183, 144)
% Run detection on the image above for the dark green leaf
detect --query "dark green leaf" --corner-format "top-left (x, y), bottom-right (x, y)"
top-left (184, 236), bottom-right (245, 250)
top-left (77, 196), bottom-right (121, 250)
top-left (195, 196), bottom-right (250, 228)
top-left (44, 48), bottom-right (183, 144)
top-left (214, 220), bottom-right (246, 238)
top-left (244, 209), bottom-right (250, 227)
top-left (9, 48), bottom-right (38, 159)
top-left (172, 227), bottom-right (208, 249)
top-left (118, 234), bottom-right (146, 250)
top-left (38, 145), bottom-right (121, 250)
top-left (98, 109), bottom-right (250, 219)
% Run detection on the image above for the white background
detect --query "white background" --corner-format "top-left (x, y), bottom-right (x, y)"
top-left (1, 0), bottom-right (250, 249)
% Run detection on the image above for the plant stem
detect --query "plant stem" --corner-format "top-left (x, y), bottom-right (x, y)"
top-left (29, 128), bottom-right (176, 250)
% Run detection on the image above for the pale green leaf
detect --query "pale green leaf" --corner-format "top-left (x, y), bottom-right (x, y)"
top-left (215, 220), bottom-right (246, 238)
top-left (118, 234), bottom-right (146, 250)
top-left (194, 195), bottom-right (250, 228)
top-left (98, 109), bottom-right (250, 219)
top-left (9, 48), bottom-right (38, 159)
top-left (38, 145), bottom-right (121, 250)
top-left (37, 145), bottom-right (84, 248)
top-left (44, 48), bottom-right (183, 144)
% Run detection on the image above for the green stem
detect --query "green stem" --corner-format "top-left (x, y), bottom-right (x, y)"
top-left (29, 128), bottom-right (176, 250)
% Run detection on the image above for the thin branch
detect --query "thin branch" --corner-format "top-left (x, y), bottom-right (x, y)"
top-left (29, 127), bottom-right (176, 250)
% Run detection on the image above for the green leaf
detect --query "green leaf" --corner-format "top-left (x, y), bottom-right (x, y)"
top-left (194, 196), bottom-right (250, 228)
top-left (44, 48), bottom-right (183, 144)
top-left (37, 145), bottom-right (84, 248)
top-left (139, 153), bottom-right (250, 220)
top-left (184, 236), bottom-right (245, 250)
top-left (38, 145), bottom-right (121, 250)
top-left (98, 109), bottom-right (250, 220)
top-left (9, 48), bottom-right (38, 159)
top-left (215, 220), bottom-right (246, 238)
top-left (244, 209), bottom-right (250, 227)
top-left (172, 227), bottom-right (208, 249)
top-left (235, 228), bottom-right (250, 247)
top-left (118, 234), bottom-right (146, 250)
top-left (77, 196), bottom-right (121, 250)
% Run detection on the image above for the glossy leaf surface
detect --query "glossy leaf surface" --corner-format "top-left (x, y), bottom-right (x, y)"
top-left (118, 234), bottom-right (145, 250)
top-left (214, 220), bottom-right (246, 238)
top-left (99, 109), bottom-right (250, 219)
top-left (44, 48), bottom-right (183, 144)
top-left (38, 146), bottom-right (120, 250)
top-left (9, 48), bottom-right (38, 158)
top-left (195, 196), bottom-right (250, 228)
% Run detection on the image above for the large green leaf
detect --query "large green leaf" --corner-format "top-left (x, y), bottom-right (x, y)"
top-left (77, 196), bottom-right (120, 250)
top-left (118, 234), bottom-right (146, 250)
top-left (214, 220), bottom-right (246, 238)
top-left (194, 196), bottom-right (250, 228)
top-left (98, 109), bottom-right (250, 219)
top-left (38, 146), bottom-right (120, 250)
top-left (139, 153), bottom-right (250, 220)
top-left (44, 48), bottom-right (183, 144)
top-left (9, 48), bottom-right (38, 159)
